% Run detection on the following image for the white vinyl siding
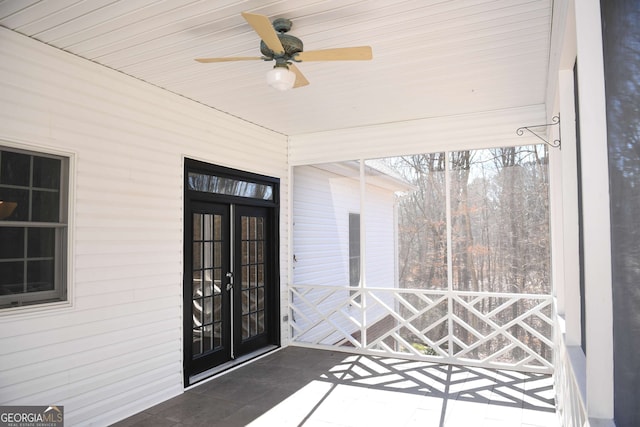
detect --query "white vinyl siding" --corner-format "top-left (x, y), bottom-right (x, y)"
top-left (0, 27), bottom-right (288, 427)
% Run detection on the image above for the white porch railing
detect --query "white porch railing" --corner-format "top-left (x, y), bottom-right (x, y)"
top-left (290, 285), bottom-right (554, 374)
top-left (554, 314), bottom-right (588, 427)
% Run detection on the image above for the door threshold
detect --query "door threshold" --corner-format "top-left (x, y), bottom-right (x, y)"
top-left (187, 345), bottom-right (279, 387)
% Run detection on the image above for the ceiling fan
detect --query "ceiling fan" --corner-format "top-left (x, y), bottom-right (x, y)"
top-left (195, 12), bottom-right (373, 91)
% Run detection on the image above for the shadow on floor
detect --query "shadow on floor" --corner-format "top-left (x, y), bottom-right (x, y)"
top-left (112, 347), bottom-right (557, 427)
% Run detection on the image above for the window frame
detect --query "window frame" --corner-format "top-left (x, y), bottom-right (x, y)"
top-left (0, 144), bottom-right (70, 311)
top-left (348, 212), bottom-right (361, 299)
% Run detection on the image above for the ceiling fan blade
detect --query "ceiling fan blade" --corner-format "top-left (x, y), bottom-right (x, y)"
top-left (296, 46), bottom-right (372, 62)
top-left (195, 57), bottom-right (263, 63)
top-left (241, 12), bottom-right (284, 55)
top-left (289, 63), bottom-right (309, 88)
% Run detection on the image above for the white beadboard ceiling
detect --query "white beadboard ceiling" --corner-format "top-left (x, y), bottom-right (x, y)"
top-left (0, 0), bottom-right (552, 136)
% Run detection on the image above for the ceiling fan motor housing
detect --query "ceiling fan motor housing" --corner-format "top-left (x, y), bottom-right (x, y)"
top-left (260, 18), bottom-right (303, 60)
top-left (260, 35), bottom-right (303, 59)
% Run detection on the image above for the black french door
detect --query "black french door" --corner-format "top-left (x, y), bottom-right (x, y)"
top-left (234, 205), bottom-right (271, 356)
top-left (184, 160), bottom-right (279, 386)
top-left (188, 202), bottom-right (231, 374)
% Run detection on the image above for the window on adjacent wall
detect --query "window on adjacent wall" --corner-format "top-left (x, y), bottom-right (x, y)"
top-left (0, 146), bottom-right (68, 309)
top-left (349, 213), bottom-right (360, 296)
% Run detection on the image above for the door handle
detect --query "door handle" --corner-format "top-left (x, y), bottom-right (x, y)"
top-left (226, 272), bottom-right (233, 291)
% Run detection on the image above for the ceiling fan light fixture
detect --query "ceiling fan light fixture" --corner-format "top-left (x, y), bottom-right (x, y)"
top-left (266, 65), bottom-right (296, 91)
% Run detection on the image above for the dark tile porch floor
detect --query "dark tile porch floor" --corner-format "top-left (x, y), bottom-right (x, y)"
top-left (111, 347), bottom-right (558, 427)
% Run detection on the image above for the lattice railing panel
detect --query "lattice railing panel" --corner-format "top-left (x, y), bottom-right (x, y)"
top-left (290, 285), bottom-right (553, 373)
top-left (365, 289), bottom-right (449, 357)
top-left (290, 286), bottom-right (362, 347)
top-left (450, 293), bottom-right (553, 371)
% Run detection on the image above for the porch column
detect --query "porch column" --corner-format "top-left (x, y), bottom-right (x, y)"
top-left (573, 0), bottom-right (614, 421)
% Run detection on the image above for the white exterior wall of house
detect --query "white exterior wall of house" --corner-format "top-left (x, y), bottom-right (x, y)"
top-left (293, 164), bottom-right (396, 288)
top-left (0, 28), bottom-right (289, 426)
top-left (292, 164), bottom-right (397, 344)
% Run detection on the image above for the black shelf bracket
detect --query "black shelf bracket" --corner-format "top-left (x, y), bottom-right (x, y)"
top-left (516, 115), bottom-right (561, 148)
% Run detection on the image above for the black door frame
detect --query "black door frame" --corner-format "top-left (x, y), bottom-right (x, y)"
top-left (183, 159), bottom-right (280, 387)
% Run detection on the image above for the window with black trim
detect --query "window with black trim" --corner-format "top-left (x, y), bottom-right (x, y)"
top-left (0, 146), bottom-right (68, 309)
top-left (349, 213), bottom-right (360, 300)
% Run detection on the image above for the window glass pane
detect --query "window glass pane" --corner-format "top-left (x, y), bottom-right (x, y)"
top-left (203, 269), bottom-right (214, 296)
top-left (249, 242), bottom-right (256, 264)
top-left (348, 213), bottom-right (360, 287)
top-left (241, 241), bottom-right (248, 265)
top-left (32, 156), bottom-right (61, 189)
top-left (192, 243), bottom-right (202, 269)
top-left (193, 213), bottom-right (203, 240)
top-left (241, 216), bottom-right (249, 240)
top-left (32, 190), bottom-right (60, 222)
top-left (192, 270), bottom-right (202, 297)
top-left (214, 242), bottom-right (221, 267)
top-left (0, 261), bottom-right (24, 295)
top-left (27, 228), bottom-right (55, 258)
top-left (187, 172), bottom-right (273, 200)
top-left (27, 260), bottom-right (54, 292)
top-left (450, 146), bottom-right (550, 293)
top-left (257, 217), bottom-right (264, 239)
top-left (257, 240), bottom-right (264, 263)
top-left (257, 265), bottom-right (264, 286)
top-left (0, 201), bottom-right (19, 221)
top-left (0, 188), bottom-right (29, 221)
top-left (0, 151), bottom-right (30, 186)
top-left (203, 242), bottom-right (213, 268)
top-left (203, 214), bottom-right (213, 240)
top-left (214, 214), bottom-right (222, 240)
top-left (213, 269), bottom-right (221, 293)
top-left (0, 227), bottom-right (24, 259)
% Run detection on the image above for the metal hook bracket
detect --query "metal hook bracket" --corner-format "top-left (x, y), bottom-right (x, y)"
top-left (516, 115), bottom-right (561, 148)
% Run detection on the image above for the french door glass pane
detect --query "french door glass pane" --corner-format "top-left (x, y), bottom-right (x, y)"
top-left (193, 213), bottom-right (203, 239)
top-left (192, 212), bottom-right (225, 357)
top-left (240, 214), bottom-right (266, 341)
